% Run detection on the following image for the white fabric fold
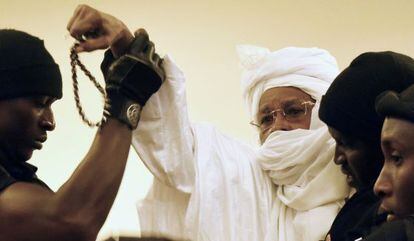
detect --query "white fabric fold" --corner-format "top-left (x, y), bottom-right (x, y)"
top-left (258, 127), bottom-right (334, 186)
top-left (137, 178), bottom-right (189, 239)
top-left (185, 123), bottom-right (276, 241)
top-left (258, 127), bottom-right (350, 241)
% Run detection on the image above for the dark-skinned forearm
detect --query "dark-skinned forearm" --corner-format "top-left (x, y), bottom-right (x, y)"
top-left (52, 119), bottom-right (131, 236)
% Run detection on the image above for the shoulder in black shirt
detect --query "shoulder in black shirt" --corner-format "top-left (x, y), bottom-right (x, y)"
top-left (0, 161), bottom-right (50, 192)
top-left (327, 187), bottom-right (387, 241)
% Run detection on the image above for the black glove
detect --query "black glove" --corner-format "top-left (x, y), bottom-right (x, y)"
top-left (102, 29), bottom-right (165, 129)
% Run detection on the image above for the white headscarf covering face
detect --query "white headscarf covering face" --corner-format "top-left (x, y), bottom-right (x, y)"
top-left (238, 45), bottom-right (349, 241)
top-left (238, 45), bottom-right (339, 130)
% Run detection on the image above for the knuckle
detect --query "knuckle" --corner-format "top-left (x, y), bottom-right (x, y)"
top-left (79, 4), bottom-right (90, 11)
top-left (81, 44), bottom-right (92, 52)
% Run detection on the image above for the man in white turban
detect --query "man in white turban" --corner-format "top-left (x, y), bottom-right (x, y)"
top-left (133, 45), bottom-right (350, 241)
top-left (67, 5), bottom-right (349, 241)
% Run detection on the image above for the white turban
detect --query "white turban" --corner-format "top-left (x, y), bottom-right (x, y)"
top-left (238, 45), bottom-right (339, 130)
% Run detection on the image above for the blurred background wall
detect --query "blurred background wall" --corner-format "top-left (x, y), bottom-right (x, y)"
top-left (1, 0), bottom-right (414, 239)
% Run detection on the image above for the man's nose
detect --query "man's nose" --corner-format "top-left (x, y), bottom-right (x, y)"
top-left (40, 108), bottom-right (56, 131)
top-left (333, 146), bottom-right (346, 165)
top-left (374, 165), bottom-right (392, 198)
top-left (270, 112), bottom-right (291, 131)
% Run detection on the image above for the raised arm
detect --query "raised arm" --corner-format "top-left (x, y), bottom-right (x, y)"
top-left (0, 5), bottom-right (163, 241)
top-left (67, 5), bottom-right (197, 192)
top-left (131, 55), bottom-right (196, 193)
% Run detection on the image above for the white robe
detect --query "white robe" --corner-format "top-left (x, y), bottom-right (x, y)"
top-left (132, 56), bottom-right (349, 241)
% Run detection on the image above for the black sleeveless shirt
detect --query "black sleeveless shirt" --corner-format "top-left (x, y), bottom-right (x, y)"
top-left (0, 160), bottom-right (50, 192)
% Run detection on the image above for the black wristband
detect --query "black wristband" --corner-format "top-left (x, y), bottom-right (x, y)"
top-left (105, 89), bottom-right (142, 130)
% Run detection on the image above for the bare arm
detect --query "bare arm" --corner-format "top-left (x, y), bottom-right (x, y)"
top-left (0, 120), bottom-right (131, 241)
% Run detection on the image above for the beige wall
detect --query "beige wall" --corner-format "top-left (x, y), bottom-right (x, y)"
top-left (1, 0), bottom-right (414, 238)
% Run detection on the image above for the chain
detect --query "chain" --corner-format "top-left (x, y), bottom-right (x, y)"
top-left (70, 44), bottom-right (109, 127)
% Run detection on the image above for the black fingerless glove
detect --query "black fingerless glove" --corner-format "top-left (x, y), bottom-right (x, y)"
top-left (101, 29), bottom-right (165, 129)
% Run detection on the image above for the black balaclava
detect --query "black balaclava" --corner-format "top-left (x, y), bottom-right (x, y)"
top-left (376, 83), bottom-right (414, 122)
top-left (319, 51), bottom-right (414, 144)
top-left (0, 29), bottom-right (62, 100)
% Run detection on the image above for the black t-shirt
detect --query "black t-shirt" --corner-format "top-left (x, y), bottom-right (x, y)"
top-left (0, 164), bottom-right (16, 192)
top-left (327, 187), bottom-right (388, 241)
top-left (0, 160), bottom-right (49, 192)
top-left (364, 216), bottom-right (414, 241)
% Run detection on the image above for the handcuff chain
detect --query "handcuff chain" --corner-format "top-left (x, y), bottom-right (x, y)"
top-left (70, 44), bottom-right (110, 127)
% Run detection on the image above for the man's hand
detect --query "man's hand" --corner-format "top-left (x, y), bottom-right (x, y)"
top-left (103, 29), bottom-right (165, 129)
top-left (67, 4), bottom-right (134, 57)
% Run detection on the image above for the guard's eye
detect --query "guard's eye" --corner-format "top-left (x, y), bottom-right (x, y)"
top-left (32, 96), bottom-right (49, 108)
top-left (389, 151), bottom-right (403, 166)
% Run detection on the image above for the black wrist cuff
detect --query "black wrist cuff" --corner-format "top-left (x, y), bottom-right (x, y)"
top-left (106, 90), bottom-right (142, 130)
